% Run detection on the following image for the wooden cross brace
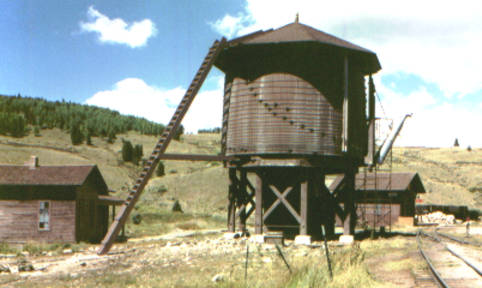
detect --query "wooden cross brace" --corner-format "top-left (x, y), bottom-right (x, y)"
top-left (263, 185), bottom-right (302, 224)
top-left (236, 180), bottom-right (256, 219)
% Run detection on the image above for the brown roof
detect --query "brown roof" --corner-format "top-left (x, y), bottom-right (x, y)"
top-left (231, 22), bottom-right (374, 54)
top-left (217, 21), bottom-right (381, 75)
top-left (330, 172), bottom-right (425, 193)
top-left (0, 165), bottom-right (98, 186)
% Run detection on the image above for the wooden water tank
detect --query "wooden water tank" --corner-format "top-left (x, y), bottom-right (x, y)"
top-left (226, 73), bottom-right (342, 156)
top-left (215, 21), bottom-right (381, 160)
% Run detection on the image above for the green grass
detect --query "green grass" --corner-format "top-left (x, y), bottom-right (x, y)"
top-left (382, 147), bottom-right (482, 209)
top-left (9, 239), bottom-right (394, 288)
top-left (0, 129), bottom-right (480, 241)
top-left (286, 244), bottom-right (383, 288)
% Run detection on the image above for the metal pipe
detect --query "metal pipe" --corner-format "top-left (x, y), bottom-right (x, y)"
top-left (377, 113), bottom-right (412, 165)
top-left (366, 75), bottom-right (376, 166)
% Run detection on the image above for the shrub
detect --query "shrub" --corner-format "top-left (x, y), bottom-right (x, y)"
top-left (132, 213), bottom-right (142, 224)
top-left (156, 161), bottom-right (165, 177)
top-left (173, 125), bottom-right (184, 141)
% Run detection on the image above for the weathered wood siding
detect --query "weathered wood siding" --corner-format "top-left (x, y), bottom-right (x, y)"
top-left (76, 170), bottom-right (108, 243)
top-left (0, 200), bottom-right (75, 243)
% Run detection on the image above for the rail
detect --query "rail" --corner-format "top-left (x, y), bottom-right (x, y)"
top-left (435, 228), bottom-right (481, 247)
top-left (417, 229), bottom-right (482, 287)
top-left (416, 231), bottom-right (450, 288)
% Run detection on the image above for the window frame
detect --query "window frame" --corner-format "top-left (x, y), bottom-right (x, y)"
top-left (38, 200), bottom-right (51, 231)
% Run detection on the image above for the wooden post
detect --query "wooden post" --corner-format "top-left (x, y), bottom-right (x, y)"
top-left (112, 205), bottom-right (115, 223)
top-left (238, 170), bottom-right (248, 232)
top-left (342, 55), bottom-right (349, 152)
top-left (320, 174), bottom-right (335, 238)
top-left (255, 171), bottom-right (263, 235)
top-left (228, 168), bottom-right (237, 232)
top-left (300, 177), bottom-right (308, 235)
top-left (343, 169), bottom-right (356, 235)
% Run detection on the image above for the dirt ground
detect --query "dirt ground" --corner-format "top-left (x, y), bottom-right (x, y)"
top-left (0, 225), bottom-right (480, 287)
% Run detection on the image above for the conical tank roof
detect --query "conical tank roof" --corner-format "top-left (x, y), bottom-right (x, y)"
top-left (215, 21), bottom-right (381, 74)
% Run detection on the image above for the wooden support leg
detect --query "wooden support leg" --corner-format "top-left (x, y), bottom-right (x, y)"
top-left (227, 168), bottom-right (237, 233)
top-left (238, 170), bottom-right (248, 232)
top-left (343, 169), bottom-right (356, 235)
top-left (300, 178), bottom-right (308, 235)
top-left (320, 175), bottom-right (335, 238)
top-left (255, 171), bottom-right (263, 235)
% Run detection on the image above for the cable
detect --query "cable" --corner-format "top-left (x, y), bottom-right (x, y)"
top-left (375, 92), bottom-right (387, 119)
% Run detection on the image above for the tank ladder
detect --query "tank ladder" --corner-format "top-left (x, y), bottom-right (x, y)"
top-left (98, 38), bottom-right (227, 255)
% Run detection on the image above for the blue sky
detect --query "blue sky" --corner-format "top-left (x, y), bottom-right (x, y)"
top-left (1, 1), bottom-right (481, 147)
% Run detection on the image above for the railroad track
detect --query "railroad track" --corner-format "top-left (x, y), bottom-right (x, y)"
top-left (416, 229), bottom-right (482, 287)
top-left (435, 228), bottom-right (481, 247)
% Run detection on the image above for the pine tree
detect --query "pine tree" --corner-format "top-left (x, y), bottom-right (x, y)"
top-left (70, 124), bottom-right (83, 145)
top-left (133, 144), bottom-right (143, 165)
top-left (85, 130), bottom-right (92, 145)
top-left (454, 138), bottom-right (460, 147)
top-left (10, 115), bottom-right (25, 137)
top-left (122, 140), bottom-right (134, 162)
top-left (107, 129), bottom-right (116, 144)
top-left (34, 126), bottom-right (41, 137)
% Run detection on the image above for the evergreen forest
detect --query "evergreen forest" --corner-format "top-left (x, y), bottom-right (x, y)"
top-left (0, 94), bottom-right (165, 140)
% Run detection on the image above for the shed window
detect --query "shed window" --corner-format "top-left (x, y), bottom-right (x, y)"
top-left (39, 201), bottom-right (50, 231)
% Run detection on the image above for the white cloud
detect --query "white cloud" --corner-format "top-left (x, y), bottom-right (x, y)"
top-left (80, 6), bottom-right (156, 48)
top-left (209, 14), bottom-right (253, 39)
top-left (375, 79), bottom-right (482, 148)
top-left (85, 78), bottom-right (223, 134)
top-left (210, 0), bottom-right (482, 147)
top-left (211, 0), bottom-right (482, 98)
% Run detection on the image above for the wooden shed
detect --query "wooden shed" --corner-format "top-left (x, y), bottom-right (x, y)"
top-left (0, 156), bottom-right (122, 243)
top-left (330, 172), bottom-right (425, 228)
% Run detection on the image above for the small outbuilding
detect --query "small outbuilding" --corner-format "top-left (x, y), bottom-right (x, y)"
top-left (330, 172), bottom-right (426, 228)
top-left (0, 156), bottom-right (122, 243)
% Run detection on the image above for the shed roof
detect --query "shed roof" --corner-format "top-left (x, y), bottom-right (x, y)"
top-left (330, 172), bottom-right (426, 193)
top-left (0, 165), bottom-right (99, 186)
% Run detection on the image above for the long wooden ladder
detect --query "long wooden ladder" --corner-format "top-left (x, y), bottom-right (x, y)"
top-left (98, 38), bottom-right (227, 255)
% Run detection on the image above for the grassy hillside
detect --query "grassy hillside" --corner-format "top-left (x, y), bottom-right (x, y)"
top-left (0, 129), bottom-right (480, 239)
top-left (0, 128), bottom-right (228, 237)
top-left (385, 147), bottom-right (482, 208)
